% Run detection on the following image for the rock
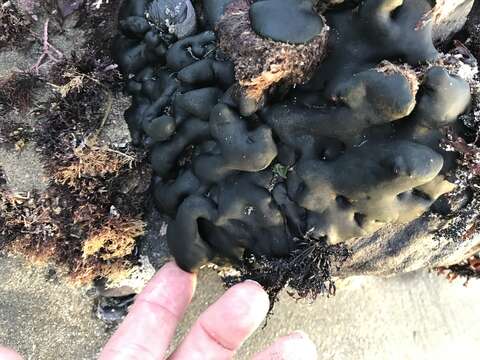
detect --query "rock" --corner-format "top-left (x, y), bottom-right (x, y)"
top-left (431, 0), bottom-right (475, 43)
top-left (146, 0), bottom-right (197, 39)
top-left (56, 0), bottom-right (84, 18)
top-left (337, 214), bottom-right (480, 277)
top-left (114, 0), bottom-right (480, 280)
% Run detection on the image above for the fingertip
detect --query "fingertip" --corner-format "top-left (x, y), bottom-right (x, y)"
top-left (162, 261), bottom-right (198, 282)
top-left (289, 330), bottom-right (311, 340)
top-left (229, 280), bottom-right (270, 319)
top-left (293, 332), bottom-right (318, 359)
top-left (203, 280), bottom-right (269, 348)
top-left (100, 262), bottom-right (197, 360)
top-left (0, 347), bottom-right (23, 360)
top-left (252, 331), bottom-right (318, 360)
top-left (141, 261), bottom-right (197, 301)
top-left (243, 279), bottom-right (265, 290)
top-left (170, 277), bottom-right (270, 358)
top-left (131, 261), bottom-right (197, 325)
top-left (217, 280), bottom-right (271, 337)
top-left (288, 330), bottom-right (317, 354)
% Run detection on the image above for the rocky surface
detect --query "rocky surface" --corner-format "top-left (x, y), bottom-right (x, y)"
top-left (0, 0), bottom-right (480, 358)
top-left (113, 0), bottom-right (480, 289)
top-left (432, 0), bottom-right (475, 43)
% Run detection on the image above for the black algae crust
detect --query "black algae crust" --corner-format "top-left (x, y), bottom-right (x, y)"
top-left (113, 0), bottom-right (475, 299)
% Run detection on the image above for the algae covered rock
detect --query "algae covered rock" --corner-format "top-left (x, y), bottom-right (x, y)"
top-left (113, 0), bottom-right (478, 286)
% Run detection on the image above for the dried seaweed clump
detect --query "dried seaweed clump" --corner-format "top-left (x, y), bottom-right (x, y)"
top-left (0, 0), bottom-right (31, 48)
top-left (83, 218), bottom-right (145, 260)
top-left (0, 122), bottom-right (35, 151)
top-left (0, 71), bottom-right (39, 149)
top-left (0, 52), bottom-right (148, 284)
top-left (37, 54), bottom-right (121, 168)
top-left (437, 254), bottom-right (480, 284)
top-left (81, 0), bottom-right (124, 58)
top-left (0, 153), bottom-right (147, 284)
top-left (1, 191), bottom-right (60, 261)
top-left (53, 141), bottom-right (135, 189)
top-left (225, 237), bottom-right (350, 307)
top-left (0, 71), bottom-right (40, 115)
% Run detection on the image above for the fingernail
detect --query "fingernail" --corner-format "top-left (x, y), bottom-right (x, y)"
top-left (291, 330), bottom-right (311, 340)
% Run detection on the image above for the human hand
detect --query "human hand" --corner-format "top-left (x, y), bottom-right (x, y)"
top-left (100, 261), bottom-right (317, 360)
top-left (0, 262), bottom-right (317, 360)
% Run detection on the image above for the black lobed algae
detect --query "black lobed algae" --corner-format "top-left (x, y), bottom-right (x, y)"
top-left (113, 0), bottom-right (474, 298)
top-left (249, 0), bottom-right (325, 44)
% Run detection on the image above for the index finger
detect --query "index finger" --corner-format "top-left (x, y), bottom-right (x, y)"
top-left (99, 262), bottom-right (197, 360)
top-left (0, 347), bottom-right (23, 360)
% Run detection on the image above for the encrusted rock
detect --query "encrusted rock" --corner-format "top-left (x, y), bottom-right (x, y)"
top-left (113, 0), bottom-right (479, 284)
top-left (217, 0), bottom-right (328, 106)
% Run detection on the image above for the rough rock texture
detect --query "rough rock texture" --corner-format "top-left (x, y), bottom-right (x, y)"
top-left (217, 0), bottom-right (328, 106)
top-left (338, 216), bottom-right (480, 277)
top-left (431, 0), bottom-right (475, 43)
top-left (114, 0), bottom-right (478, 277)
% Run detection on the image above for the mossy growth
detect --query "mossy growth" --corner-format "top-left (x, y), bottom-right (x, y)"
top-left (0, 71), bottom-right (40, 115)
top-left (0, 0), bottom-right (32, 49)
top-left (82, 218), bottom-right (145, 261)
top-left (0, 51), bottom-right (148, 285)
top-left (217, 0), bottom-right (328, 103)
